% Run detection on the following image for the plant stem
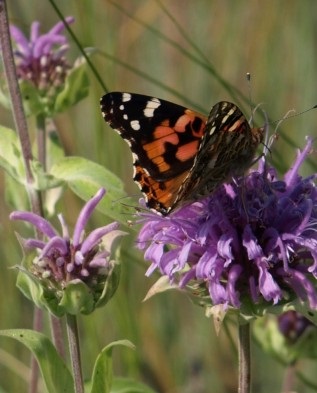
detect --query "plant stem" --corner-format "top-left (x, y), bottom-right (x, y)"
top-left (36, 115), bottom-right (47, 171)
top-left (66, 314), bottom-right (84, 393)
top-left (281, 363), bottom-right (296, 393)
top-left (0, 2), bottom-right (46, 393)
top-left (0, 0), bottom-right (43, 217)
top-left (238, 323), bottom-right (251, 393)
top-left (50, 316), bottom-right (65, 360)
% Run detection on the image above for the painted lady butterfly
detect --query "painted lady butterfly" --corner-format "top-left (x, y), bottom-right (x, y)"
top-left (100, 92), bottom-right (264, 215)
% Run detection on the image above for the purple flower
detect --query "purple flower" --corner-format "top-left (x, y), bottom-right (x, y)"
top-left (10, 188), bottom-right (126, 315)
top-left (10, 17), bottom-right (74, 96)
top-left (137, 137), bottom-right (317, 313)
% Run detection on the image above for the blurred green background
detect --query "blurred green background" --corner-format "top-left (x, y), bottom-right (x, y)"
top-left (1, 1), bottom-right (317, 392)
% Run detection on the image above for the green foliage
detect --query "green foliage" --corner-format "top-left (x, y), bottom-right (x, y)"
top-left (0, 329), bottom-right (74, 393)
top-left (50, 157), bottom-right (132, 223)
top-left (254, 316), bottom-right (317, 366)
top-left (90, 340), bottom-right (135, 393)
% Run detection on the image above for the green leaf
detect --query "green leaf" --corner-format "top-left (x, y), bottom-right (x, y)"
top-left (111, 378), bottom-right (157, 393)
top-left (90, 340), bottom-right (135, 393)
top-left (0, 329), bottom-right (74, 393)
top-left (0, 126), bottom-right (26, 181)
top-left (59, 280), bottom-right (95, 315)
top-left (4, 174), bottom-right (29, 211)
top-left (16, 266), bottom-right (63, 318)
top-left (50, 157), bottom-right (133, 223)
top-left (54, 61), bottom-right (89, 113)
top-left (19, 80), bottom-right (48, 116)
top-left (0, 126), bottom-right (62, 191)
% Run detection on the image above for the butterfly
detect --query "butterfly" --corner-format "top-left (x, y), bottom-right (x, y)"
top-left (100, 92), bottom-right (264, 215)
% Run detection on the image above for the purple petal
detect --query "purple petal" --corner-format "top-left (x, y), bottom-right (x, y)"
top-left (39, 236), bottom-right (69, 258)
top-left (58, 214), bottom-right (70, 240)
top-left (243, 225), bottom-right (263, 260)
top-left (208, 279), bottom-right (227, 305)
top-left (80, 222), bottom-right (119, 255)
top-left (144, 242), bottom-right (164, 266)
top-left (217, 235), bottom-right (234, 266)
top-left (30, 21), bottom-right (40, 42)
top-left (257, 261), bottom-right (282, 303)
top-left (48, 17), bottom-right (75, 36)
top-left (73, 188), bottom-right (106, 247)
top-left (89, 258), bottom-right (109, 268)
top-left (284, 137), bottom-right (313, 187)
top-left (33, 35), bottom-right (67, 58)
top-left (10, 211), bottom-right (58, 238)
top-left (10, 25), bottom-right (31, 57)
top-left (282, 268), bottom-right (317, 309)
top-left (227, 265), bottom-right (243, 307)
top-left (24, 239), bottom-right (46, 249)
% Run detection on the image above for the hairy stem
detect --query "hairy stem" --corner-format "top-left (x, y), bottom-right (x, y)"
top-left (238, 323), bottom-right (251, 393)
top-left (0, 2), bottom-right (46, 392)
top-left (66, 314), bottom-right (84, 393)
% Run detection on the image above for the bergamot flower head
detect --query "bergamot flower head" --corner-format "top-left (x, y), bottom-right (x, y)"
top-left (137, 137), bottom-right (317, 319)
top-left (10, 17), bottom-right (73, 97)
top-left (7, 16), bottom-right (89, 116)
top-left (10, 188), bottom-right (126, 316)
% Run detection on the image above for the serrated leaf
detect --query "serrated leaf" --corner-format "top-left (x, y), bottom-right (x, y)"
top-left (90, 340), bottom-right (135, 393)
top-left (50, 157), bottom-right (133, 223)
top-left (0, 329), bottom-right (74, 393)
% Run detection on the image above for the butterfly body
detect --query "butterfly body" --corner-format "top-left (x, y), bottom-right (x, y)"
top-left (101, 92), bottom-right (264, 215)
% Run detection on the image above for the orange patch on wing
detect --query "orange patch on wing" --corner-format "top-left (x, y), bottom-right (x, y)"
top-left (152, 156), bottom-right (171, 172)
top-left (143, 129), bottom-right (179, 159)
top-left (175, 140), bottom-right (200, 161)
top-left (134, 164), bottom-right (189, 211)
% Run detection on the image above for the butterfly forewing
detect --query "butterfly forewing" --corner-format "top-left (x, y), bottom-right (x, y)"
top-left (101, 92), bottom-right (207, 213)
top-left (101, 93), bottom-right (264, 215)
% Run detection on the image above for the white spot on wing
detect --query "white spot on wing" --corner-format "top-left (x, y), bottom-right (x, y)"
top-left (119, 104), bottom-right (124, 110)
top-left (130, 120), bottom-right (140, 130)
top-left (123, 114), bottom-right (128, 120)
top-left (122, 93), bottom-right (131, 102)
top-left (222, 108), bottom-right (235, 123)
top-left (143, 98), bottom-right (161, 118)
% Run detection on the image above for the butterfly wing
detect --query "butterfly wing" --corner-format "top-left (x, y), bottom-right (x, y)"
top-left (100, 92), bottom-right (207, 214)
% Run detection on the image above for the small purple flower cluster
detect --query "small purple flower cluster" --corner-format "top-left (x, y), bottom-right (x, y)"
top-left (10, 189), bottom-right (124, 290)
top-left (137, 138), bottom-right (317, 310)
top-left (10, 17), bottom-right (74, 95)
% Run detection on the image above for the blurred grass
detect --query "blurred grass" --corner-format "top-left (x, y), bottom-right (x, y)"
top-left (1, 1), bottom-right (317, 392)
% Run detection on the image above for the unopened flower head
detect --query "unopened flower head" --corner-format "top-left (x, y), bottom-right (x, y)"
top-left (137, 137), bottom-right (317, 315)
top-left (10, 17), bottom-right (74, 98)
top-left (10, 188), bottom-right (126, 315)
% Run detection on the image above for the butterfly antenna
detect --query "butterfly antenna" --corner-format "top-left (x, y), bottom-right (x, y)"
top-left (269, 105), bottom-right (317, 127)
top-left (246, 72), bottom-right (254, 127)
